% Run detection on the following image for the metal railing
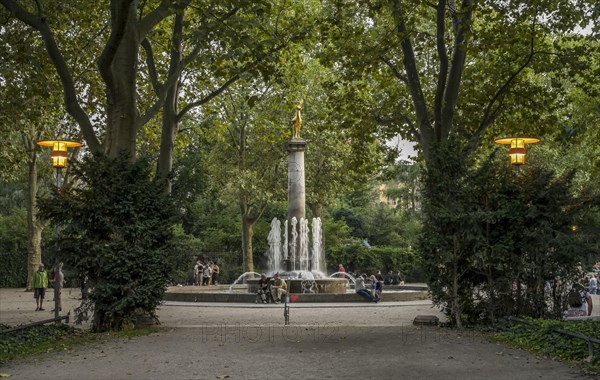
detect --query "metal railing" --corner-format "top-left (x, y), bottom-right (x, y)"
top-left (0, 313), bottom-right (70, 335)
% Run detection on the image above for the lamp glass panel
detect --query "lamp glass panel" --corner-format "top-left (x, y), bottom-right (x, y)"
top-left (52, 156), bottom-right (67, 168)
top-left (510, 153), bottom-right (525, 165)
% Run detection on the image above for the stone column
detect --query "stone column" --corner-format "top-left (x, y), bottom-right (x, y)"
top-left (286, 138), bottom-right (307, 272)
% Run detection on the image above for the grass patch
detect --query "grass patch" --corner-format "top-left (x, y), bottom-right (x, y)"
top-left (483, 318), bottom-right (600, 375)
top-left (0, 323), bottom-right (158, 365)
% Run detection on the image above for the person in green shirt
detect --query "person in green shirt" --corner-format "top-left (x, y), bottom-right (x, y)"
top-left (33, 263), bottom-right (49, 311)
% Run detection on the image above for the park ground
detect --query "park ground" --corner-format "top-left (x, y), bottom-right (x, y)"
top-left (1, 288), bottom-right (599, 379)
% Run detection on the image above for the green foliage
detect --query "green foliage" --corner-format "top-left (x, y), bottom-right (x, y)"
top-left (0, 323), bottom-right (75, 364)
top-left (371, 246), bottom-right (424, 282)
top-left (0, 252), bottom-right (27, 288)
top-left (490, 319), bottom-right (600, 374)
top-left (37, 154), bottom-right (178, 332)
top-left (0, 208), bottom-right (28, 287)
top-left (419, 140), bottom-right (600, 325)
top-left (0, 323), bottom-right (157, 365)
top-left (0, 208), bottom-right (27, 253)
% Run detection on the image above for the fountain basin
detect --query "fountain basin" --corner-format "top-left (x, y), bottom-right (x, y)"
top-left (246, 278), bottom-right (349, 294)
top-left (163, 286), bottom-right (429, 303)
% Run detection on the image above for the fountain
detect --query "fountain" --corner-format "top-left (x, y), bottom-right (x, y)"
top-left (228, 272), bottom-right (263, 293)
top-left (163, 103), bottom-right (428, 302)
top-left (244, 102), bottom-right (348, 294)
top-left (247, 215), bottom-right (348, 294)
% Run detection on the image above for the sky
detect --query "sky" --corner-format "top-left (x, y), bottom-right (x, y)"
top-left (388, 135), bottom-right (417, 162)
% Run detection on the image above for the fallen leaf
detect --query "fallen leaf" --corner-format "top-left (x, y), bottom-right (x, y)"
top-left (0, 373), bottom-right (12, 378)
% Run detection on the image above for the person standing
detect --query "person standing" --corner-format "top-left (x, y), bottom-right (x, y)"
top-left (212, 262), bottom-right (220, 286)
top-left (369, 275), bottom-right (378, 298)
top-left (374, 270), bottom-right (384, 296)
top-left (33, 264), bottom-right (48, 311)
top-left (193, 259), bottom-right (202, 286)
top-left (338, 264), bottom-right (346, 278)
top-left (50, 262), bottom-right (65, 312)
top-left (589, 274), bottom-right (597, 295)
top-left (203, 262), bottom-right (213, 286)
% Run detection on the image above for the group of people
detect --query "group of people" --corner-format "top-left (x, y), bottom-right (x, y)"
top-left (338, 265), bottom-right (404, 286)
top-left (336, 264), bottom-right (407, 303)
top-left (194, 259), bottom-right (220, 286)
top-left (355, 269), bottom-right (405, 303)
top-left (256, 272), bottom-right (287, 304)
top-left (32, 262), bottom-right (64, 312)
top-left (354, 274), bottom-right (381, 302)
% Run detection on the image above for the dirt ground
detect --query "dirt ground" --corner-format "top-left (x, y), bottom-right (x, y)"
top-left (1, 288), bottom-right (597, 380)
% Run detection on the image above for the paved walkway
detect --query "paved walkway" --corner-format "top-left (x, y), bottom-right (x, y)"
top-left (1, 288), bottom-right (597, 379)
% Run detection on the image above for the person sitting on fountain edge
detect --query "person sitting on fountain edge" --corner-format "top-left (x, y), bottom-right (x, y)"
top-left (271, 272), bottom-right (287, 304)
top-left (256, 274), bottom-right (272, 304)
top-left (355, 274), bottom-right (379, 302)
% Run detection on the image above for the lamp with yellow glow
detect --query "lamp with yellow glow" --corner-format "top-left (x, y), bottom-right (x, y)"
top-left (495, 137), bottom-right (540, 174)
top-left (37, 140), bottom-right (82, 168)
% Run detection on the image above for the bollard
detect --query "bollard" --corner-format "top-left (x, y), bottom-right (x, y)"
top-left (284, 294), bottom-right (290, 325)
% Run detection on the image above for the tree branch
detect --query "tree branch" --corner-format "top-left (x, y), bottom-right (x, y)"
top-left (97, 0), bottom-right (133, 99)
top-left (137, 43), bottom-right (202, 128)
top-left (0, 0), bottom-right (101, 153)
top-left (176, 75), bottom-right (240, 121)
top-left (138, 0), bottom-right (190, 40)
top-left (176, 37), bottom-right (289, 121)
top-left (434, 0), bottom-right (448, 133)
top-left (468, 20), bottom-right (537, 151)
top-left (141, 38), bottom-right (160, 94)
top-left (380, 55), bottom-right (407, 84)
top-left (390, 1), bottom-right (433, 152)
top-left (440, 0), bottom-right (474, 142)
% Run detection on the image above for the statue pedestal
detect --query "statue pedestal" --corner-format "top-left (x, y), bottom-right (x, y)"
top-left (287, 138), bottom-right (307, 272)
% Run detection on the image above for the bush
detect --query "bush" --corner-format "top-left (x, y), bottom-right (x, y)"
top-left (0, 323), bottom-right (75, 364)
top-left (490, 318), bottom-right (600, 374)
top-left (38, 154), bottom-right (178, 332)
top-left (0, 251), bottom-right (27, 288)
top-left (371, 246), bottom-right (425, 282)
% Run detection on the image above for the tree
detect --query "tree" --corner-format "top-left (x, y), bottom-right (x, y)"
top-left (419, 140), bottom-right (600, 325)
top-left (202, 81), bottom-right (288, 273)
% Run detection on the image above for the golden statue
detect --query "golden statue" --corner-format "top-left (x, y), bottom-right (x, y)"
top-left (291, 101), bottom-right (303, 139)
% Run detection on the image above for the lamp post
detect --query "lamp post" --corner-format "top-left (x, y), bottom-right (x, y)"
top-left (495, 137), bottom-right (540, 174)
top-left (36, 140), bottom-right (81, 320)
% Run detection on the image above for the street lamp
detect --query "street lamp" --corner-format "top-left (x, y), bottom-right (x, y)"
top-left (36, 139), bottom-right (81, 319)
top-left (495, 137), bottom-right (540, 174)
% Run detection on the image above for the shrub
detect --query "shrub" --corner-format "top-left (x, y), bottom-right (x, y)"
top-left (38, 154), bottom-right (178, 332)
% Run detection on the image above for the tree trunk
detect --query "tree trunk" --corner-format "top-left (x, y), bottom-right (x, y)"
top-left (105, 4), bottom-right (139, 159)
top-left (452, 260), bottom-right (462, 328)
top-left (25, 137), bottom-right (45, 291)
top-left (157, 11), bottom-right (184, 192)
top-left (241, 212), bottom-right (255, 274)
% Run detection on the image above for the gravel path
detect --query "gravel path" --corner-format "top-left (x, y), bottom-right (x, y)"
top-left (0, 289), bottom-right (594, 380)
